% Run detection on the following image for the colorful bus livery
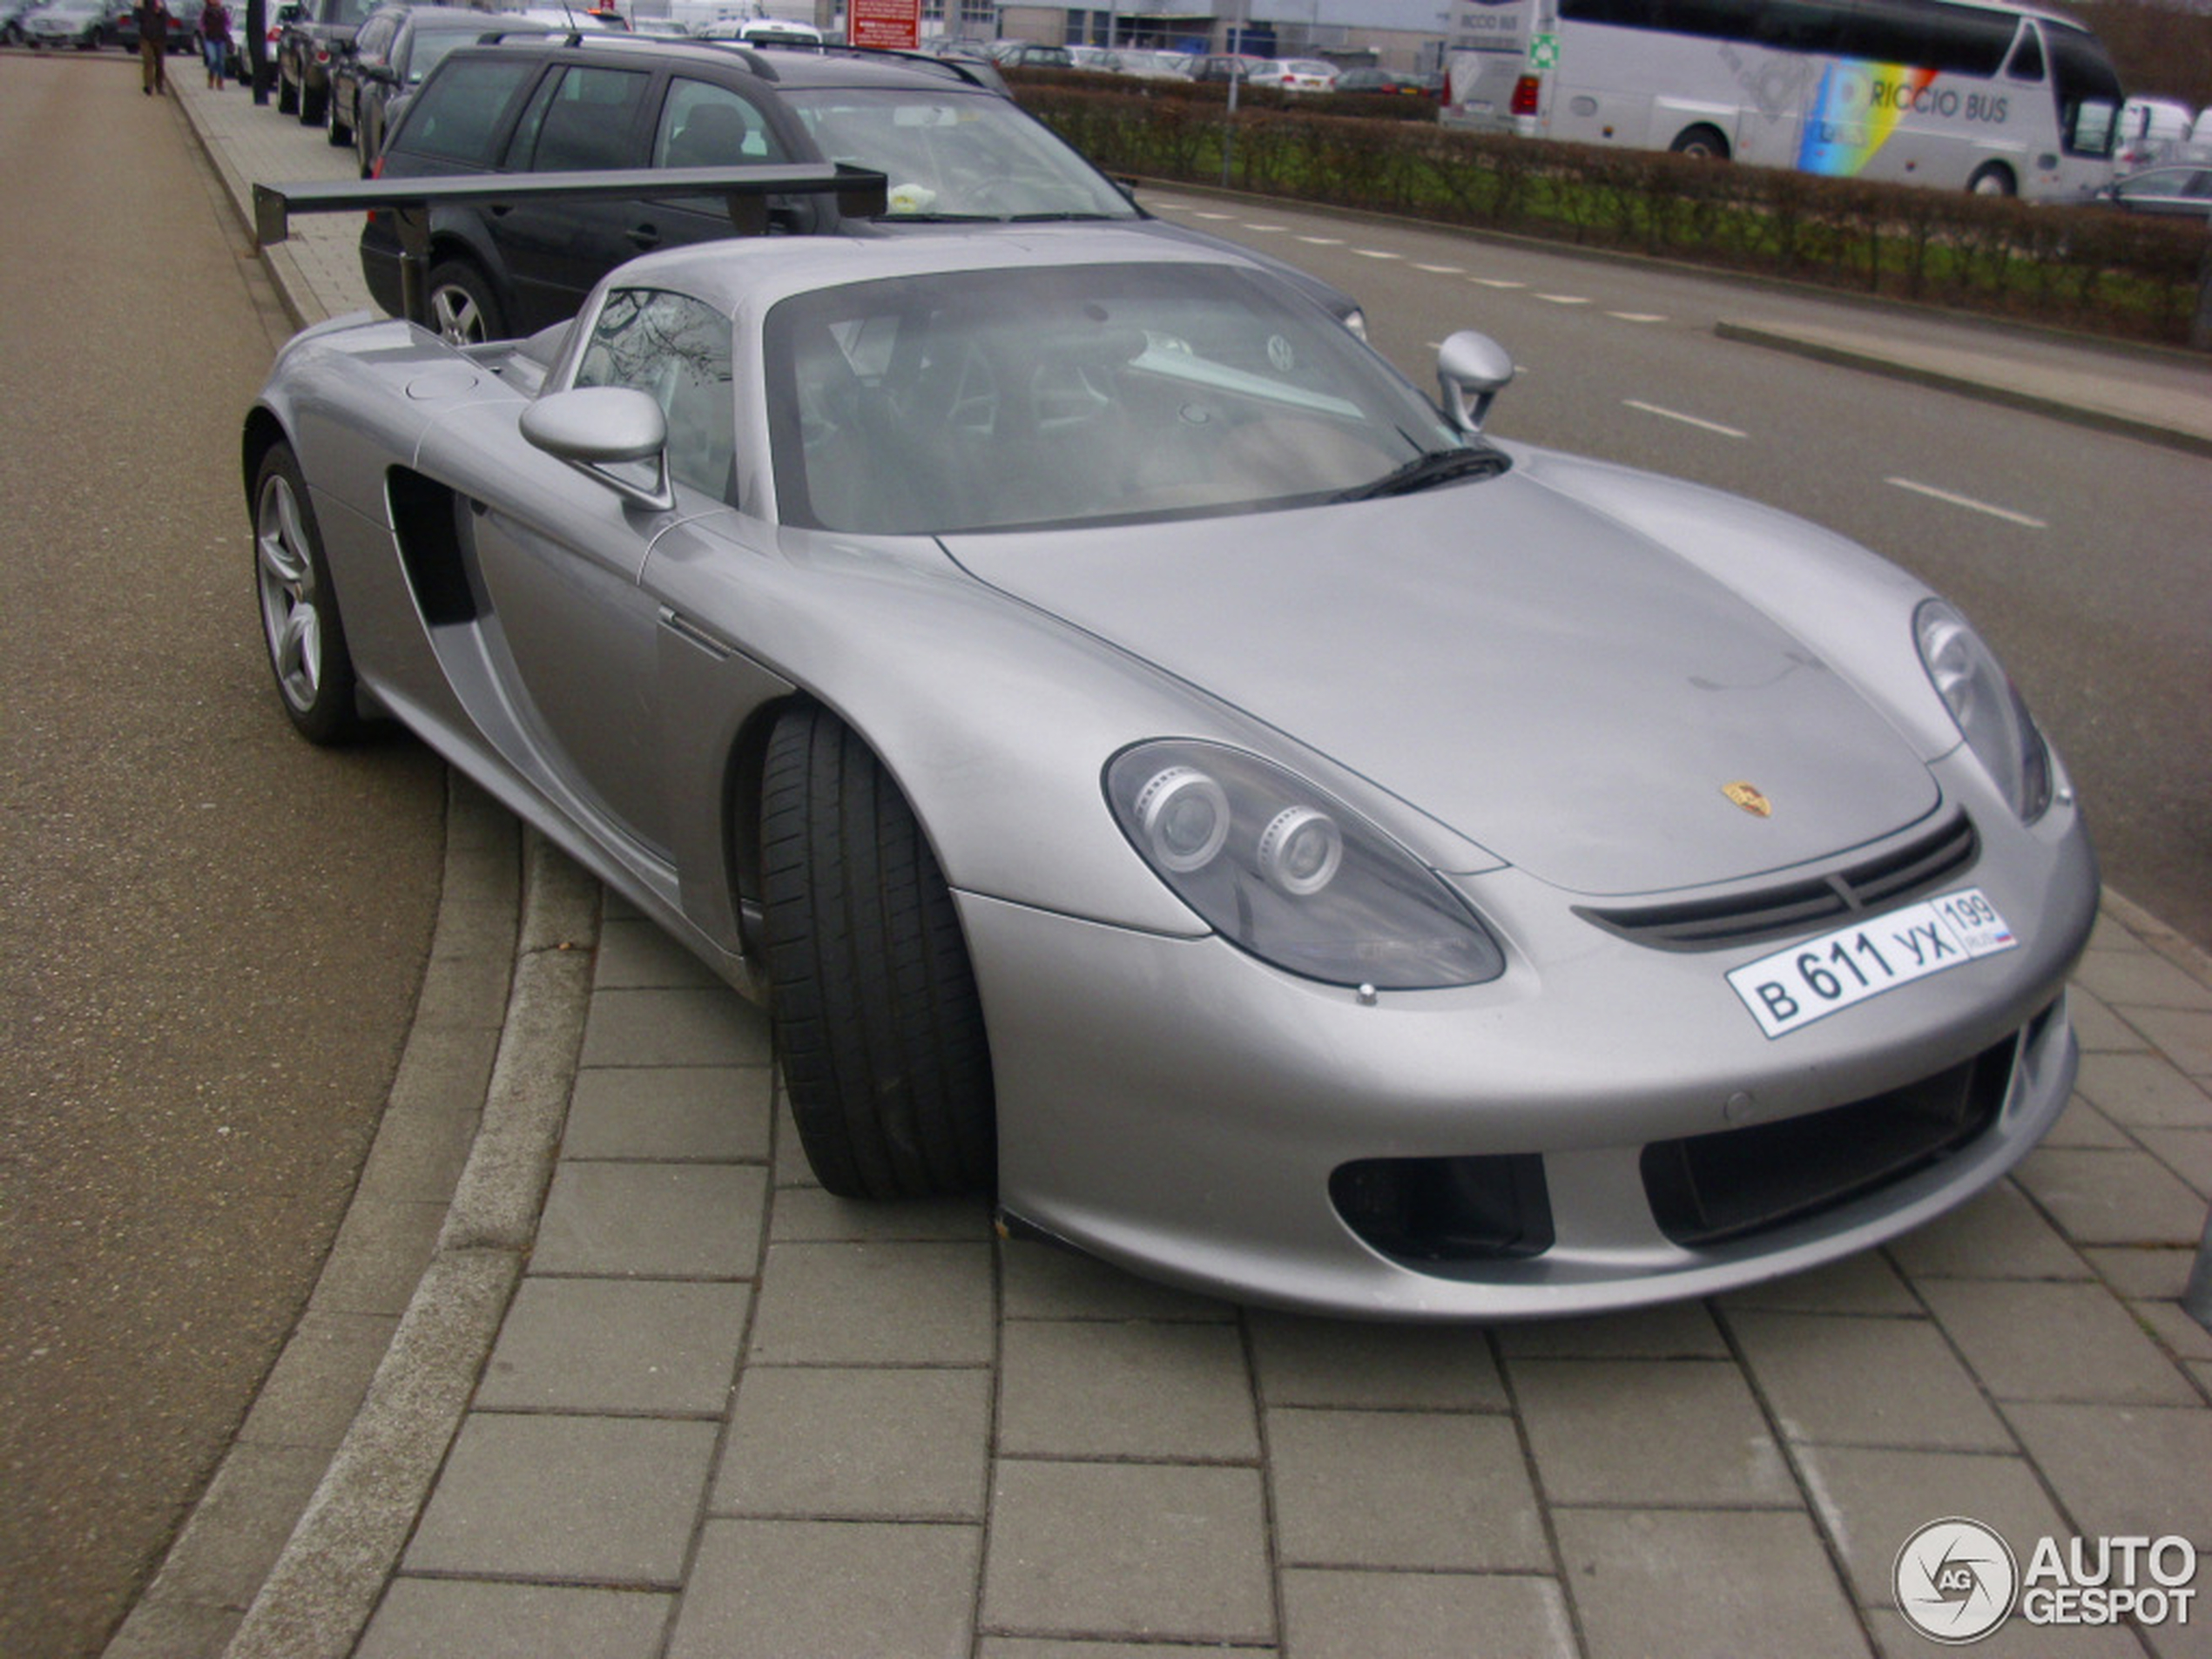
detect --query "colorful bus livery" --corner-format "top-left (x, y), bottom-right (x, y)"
top-left (1447, 0), bottom-right (2125, 200)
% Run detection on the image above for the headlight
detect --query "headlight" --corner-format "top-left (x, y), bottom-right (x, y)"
top-left (1915, 600), bottom-right (2053, 823)
top-left (1106, 741), bottom-right (1506, 988)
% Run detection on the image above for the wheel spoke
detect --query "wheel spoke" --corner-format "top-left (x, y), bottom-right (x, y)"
top-left (280, 604), bottom-right (320, 696)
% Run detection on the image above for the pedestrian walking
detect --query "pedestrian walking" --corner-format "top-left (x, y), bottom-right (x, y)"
top-left (199, 0), bottom-right (229, 89)
top-left (135, 0), bottom-right (169, 95)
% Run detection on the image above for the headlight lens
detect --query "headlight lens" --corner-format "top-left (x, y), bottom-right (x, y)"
top-left (1106, 741), bottom-right (1506, 988)
top-left (1915, 600), bottom-right (2053, 823)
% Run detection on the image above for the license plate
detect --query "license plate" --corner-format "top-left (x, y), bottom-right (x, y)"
top-left (1727, 888), bottom-right (2017, 1039)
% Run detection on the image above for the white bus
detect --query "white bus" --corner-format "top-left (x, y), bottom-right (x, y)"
top-left (1446, 0), bottom-right (2125, 199)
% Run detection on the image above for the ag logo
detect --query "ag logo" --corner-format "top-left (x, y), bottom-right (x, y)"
top-left (1895, 1518), bottom-right (2019, 1644)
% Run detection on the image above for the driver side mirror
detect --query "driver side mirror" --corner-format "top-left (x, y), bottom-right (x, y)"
top-left (520, 387), bottom-right (675, 511)
top-left (1436, 331), bottom-right (1515, 435)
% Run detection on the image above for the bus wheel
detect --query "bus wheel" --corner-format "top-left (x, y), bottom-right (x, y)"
top-left (1669, 125), bottom-right (1730, 160)
top-left (1967, 163), bottom-right (2016, 197)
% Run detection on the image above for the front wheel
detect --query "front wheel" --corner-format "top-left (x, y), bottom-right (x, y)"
top-left (759, 705), bottom-right (995, 1200)
top-left (1967, 163), bottom-right (2016, 197)
top-left (424, 260), bottom-right (503, 346)
top-left (253, 442), bottom-right (363, 745)
top-left (276, 71), bottom-right (297, 113)
top-left (327, 86), bottom-right (351, 145)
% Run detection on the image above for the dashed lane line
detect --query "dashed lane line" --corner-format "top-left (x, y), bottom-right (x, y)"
top-left (1885, 477), bottom-right (2047, 529)
top-left (1625, 401), bottom-right (1749, 438)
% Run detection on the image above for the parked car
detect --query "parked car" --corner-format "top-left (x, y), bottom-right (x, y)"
top-left (360, 34), bottom-right (1364, 345)
top-left (1186, 52), bottom-right (1260, 83)
top-left (275, 0), bottom-right (374, 124)
top-left (333, 5), bottom-right (556, 169)
top-left (111, 0), bottom-right (205, 51)
top-left (989, 40), bottom-right (1073, 70)
top-left (1113, 48), bottom-right (1192, 79)
top-left (247, 225), bottom-right (2096, 1318)
top-left (1333, 66), bottom-right (1433, 97)
top-left (0, 0), bottom-right (51, 45)
top-left (1247, 57), bottom-right (1337, 92)
top-left (22, 0), bottom-right (110, 48)
top-left (2095, 161), bottom-right (2212, 219)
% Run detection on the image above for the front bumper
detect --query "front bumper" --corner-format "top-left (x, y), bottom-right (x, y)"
top-left (961, 796), bottom-right (2095, 1319)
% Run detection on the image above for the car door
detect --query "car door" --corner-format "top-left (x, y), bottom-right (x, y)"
top-left (630, 73), bottom-right (794, 250)
top-left (490, 61), bottom-right (656, 330)
top-left (461, 285), bottom-right (738, 861)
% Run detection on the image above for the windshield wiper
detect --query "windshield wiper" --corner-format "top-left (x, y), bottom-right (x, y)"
top-left (1332, 446), bottom-right (1510, 502)
top-left (873, 212), bottom-right (1007, 223)
top-left (1006, 211), bottom-right (1127, 222)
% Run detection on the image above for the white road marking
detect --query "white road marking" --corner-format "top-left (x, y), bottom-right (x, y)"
top-left (1298, 235), bottom-right (1346, 246)
top-left (1471, 278), bottom-right (1526, 289)
top-left (1625, 400), bottom-right (1749, 438)
top-left (1240, 223), bottom-right (1288, 233)
top-left (1190, 211), bottom-right (1238, 220)
top-left (1414, 263), bottom-right (1466, 274)
top-left (1535, 293), bottom-right (1592, 306)
top-left (1353, 248), bottom-right (1404, 260)
top-left (1608, 312), bottom-right (1668, 323)
top-left (1885, 477), bottom-right (2047, 529)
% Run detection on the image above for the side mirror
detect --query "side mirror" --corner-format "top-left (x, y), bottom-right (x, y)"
top-left (1436, 330), bottom-right (1515, 435)
top-left (520, 386), bottom-right (674, 511)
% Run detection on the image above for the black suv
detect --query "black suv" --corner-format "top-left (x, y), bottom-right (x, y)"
top-left (276, 0), bottom-right (373, 125)
top-left (361, 34), bottom-right (1364, 346)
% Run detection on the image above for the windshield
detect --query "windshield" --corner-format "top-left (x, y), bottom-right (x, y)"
top-left (766, 263), bottom-right (1468, 535)
top-left (779, 86), bottom-right (1138, 220)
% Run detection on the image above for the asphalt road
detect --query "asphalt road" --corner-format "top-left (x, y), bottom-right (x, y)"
top-left (1146, 189), bottom-right (2212, 952)
top-left (0, 51), bottom-right (443, 1659)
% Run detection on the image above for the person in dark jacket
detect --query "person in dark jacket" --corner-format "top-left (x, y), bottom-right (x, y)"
top-left (199, 0), bottom-right (229, 89)
top-left (134, 0), bottom-right (169, 95)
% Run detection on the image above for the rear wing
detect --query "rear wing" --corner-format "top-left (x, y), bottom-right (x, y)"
top-left (251, 163), bottom-right (890, 329)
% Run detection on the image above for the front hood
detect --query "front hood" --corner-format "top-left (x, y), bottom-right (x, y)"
top-left (942, 473), bottom-right (1939, 896)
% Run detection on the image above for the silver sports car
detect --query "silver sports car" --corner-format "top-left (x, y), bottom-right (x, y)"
top-left (246, 229), bottom-right (2098, 1318)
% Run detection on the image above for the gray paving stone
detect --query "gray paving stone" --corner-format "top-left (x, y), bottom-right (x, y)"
top-left (1247, 1311), bottom-right (1507, 1409)
top-left (668, 1519), bottom-right (980, 1659)
top-left (2083, 1245), bottom-right (2201, 1302)
top-left (595, 915), bottom-right (722, 988)
top-left (351, 1096), bottom-right (480, 1205)
top-left (355, 1580), bottom-right (671, 1659)
top-left (981, 1461), bottom-right (1272, 1643)
top-left (770, 1186), bottom-right (995, 1243)
top-left (2070, 985), bottom-right (2151, 1053)
top-left (1792, 1444), bottom-right (2074, 1607)
top-left (2076, 1052), bottom-right (2212, 1130)
top-left (2128, 1007), bottom-right (2212, 1079)
top-left (978, 1642), bottom-right (1256, 1658)
top-left (998, 1238), bottom-right (1238, 1323)
top-left (1917, 1278), bottom-right (2200, 1405)
top-left (2002, 1402), bottom-right (2212, 1541)
top-left (2044, 1096), bottom-right (2137, 1149)
top-left (382, 1022), bottom-right (502, 1117)
top-left (307, 1196), bottom-right (446, 1317)
top-left (1510, 1358), bottom-right (1797, 1507)
top-left (1720, 1249), bottom-right (1919, 1314)
top-left (1728, 1312), bottom-right (2013, 1450)
top-left (1554, 1507), bottom-right (1871, 1659)
top-left (772, 1094), bottom-right (820, 1190)
top-left (403, 1414), bottom-right (717, 1583)
top-left (2140, 1128), bottom-right (2212, 1200)
top-left (476, 1278), bottom-right (749, 1414)
top-left (712, 1366), bottom-right (991, 1521)
top-left (98, 1597), bottom-right (241, 1659)
top-left (998, 1319), bottom-right (1258, 1460)
top-left (1493, 1298), bottom-right (1730, 1360)
top-left (747, 1241), bottom-right (995, 1365)
top-left (1267, 1408), bottom-right (1548, 1572)
top-left (2135, 1298), bottom-right (2212, 1363)
top-left (2074, 950), bottom-right (2212, 1013)
top-left (2016, 1148), bottom-right (2211, 1247)
top-left (1864, 1604), bottom-right (2150, 1657)
top-left (530, 1161), bottom-right (766, 1279)
top-left (579, 985), bottom-right (771, 1068)
top-left (1281, 1568), bottom-right (1577, 1659)
top-left (1885, 1179), bottom-right (2093, 1281)
top-left (562, 1065), bottom-right (770, 1163)
top-left (140, 1443), bottom-right (329, 1608)
top-left (235, 1311), bottom-right (398, 1450)
top-left (409, 949), bottom-right (516, 1033)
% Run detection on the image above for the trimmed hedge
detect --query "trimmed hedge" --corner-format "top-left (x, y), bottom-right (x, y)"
top-left (1013, 81), bottom-right (2209, 347)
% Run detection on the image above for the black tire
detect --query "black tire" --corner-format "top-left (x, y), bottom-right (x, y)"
top-left (276, 71), bottom-right (296, 113)
top-left (759, 705), bottom-right (995, 1200)
top-left (1967, 163), bottom-right (2016, 198)
top-left (327, 85), bottom-right (351, 145)
top-left (423, 259), bottom-right (504, 346)
top-left (1669, 123), bottom-right (1730, 160)
top-left (252, 442), bottom-right (363, 745)
top-left (300, 83), bottom-right (324, 125)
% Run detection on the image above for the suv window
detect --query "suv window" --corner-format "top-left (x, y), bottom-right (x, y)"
top-left (654, 77), bottom-right (786, 168)
top-left (511, 64), bottom-right (651, 172)
top-left (403, 55), bottom-right (540, 165)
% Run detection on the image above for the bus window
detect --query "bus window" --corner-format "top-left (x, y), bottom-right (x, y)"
top-left (2004, 25), bottom-right (2043, 83)
top-left (2047, 24), bottom-right (2122, 158)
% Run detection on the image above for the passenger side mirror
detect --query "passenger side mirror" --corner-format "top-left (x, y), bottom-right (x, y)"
top-left (1436, 331), bottom-right (1515, 435)
top-left (520, 387), bottom-right (675, 511)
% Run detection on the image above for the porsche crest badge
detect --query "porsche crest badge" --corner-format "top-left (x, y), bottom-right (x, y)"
top-left (1723, 781), bottom-right (1773, 818)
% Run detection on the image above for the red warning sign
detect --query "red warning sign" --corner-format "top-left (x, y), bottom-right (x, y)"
top-left (849, 0), bottom-right (919, 49)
